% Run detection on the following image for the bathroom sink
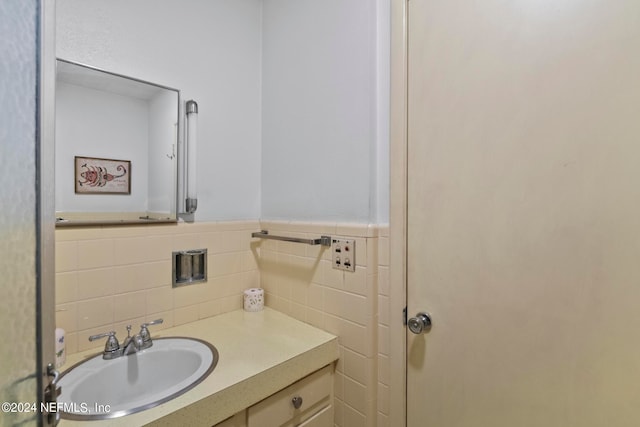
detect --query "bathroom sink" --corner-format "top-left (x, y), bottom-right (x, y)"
top-left (58, 337), bottom-right (218, 420)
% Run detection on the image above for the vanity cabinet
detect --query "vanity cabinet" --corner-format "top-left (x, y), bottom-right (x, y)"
top-left (214, 365), bottom-right (333, 427)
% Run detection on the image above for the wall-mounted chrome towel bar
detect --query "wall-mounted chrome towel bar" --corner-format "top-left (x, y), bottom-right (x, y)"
top-left (251, 230), bottom-right (331, 247)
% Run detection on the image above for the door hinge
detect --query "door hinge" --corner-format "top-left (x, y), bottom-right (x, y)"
top-left (403, 306), bottom-right (408, 326)
top-left (45, 363), bottom-right (61, 426)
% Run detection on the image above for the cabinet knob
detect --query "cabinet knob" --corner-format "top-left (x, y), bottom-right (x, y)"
top-left (291, 396), bottom-right (303, 409)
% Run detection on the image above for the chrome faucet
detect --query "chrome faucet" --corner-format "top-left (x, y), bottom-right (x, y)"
top-left (121, 325), bottom-right (144, 356)
top-left (89, 319), bottom-right (163, 360)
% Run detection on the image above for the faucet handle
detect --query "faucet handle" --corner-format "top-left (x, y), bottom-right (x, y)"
top-left (140, 319), bottom-right (164, 343)
top-left (141, 318), bottom-right (164, 328)
top-left (88, 331), bottom-right (120, 354)
top-left (88, 330), bottom-right (116, 341)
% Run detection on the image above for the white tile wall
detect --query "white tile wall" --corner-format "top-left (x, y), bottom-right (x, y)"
top-left (257, 221), bottom-right (381, 427)
top-left (377, 225), bottom-right (391, 427)
top-left (55, 221), bottom-right (260, 355)
top-left (55, 219), bottom-right (391, 427)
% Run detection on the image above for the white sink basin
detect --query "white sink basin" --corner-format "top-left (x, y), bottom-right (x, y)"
top-left (58, 337), bottom-right (218, 420)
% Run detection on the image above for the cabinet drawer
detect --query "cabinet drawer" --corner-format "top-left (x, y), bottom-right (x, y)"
top-left (248, 365), bottom-right (332, 427)
top-left (214, 411), bottom-right (247, 427)
top-left (297, 405), bottom-right (333, 427)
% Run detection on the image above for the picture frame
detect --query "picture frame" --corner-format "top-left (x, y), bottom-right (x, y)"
top-left (74, 156), bottom-right (131, 194)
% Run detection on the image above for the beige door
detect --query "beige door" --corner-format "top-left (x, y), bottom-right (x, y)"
top-left (407, 0), bottom-right (640, 426)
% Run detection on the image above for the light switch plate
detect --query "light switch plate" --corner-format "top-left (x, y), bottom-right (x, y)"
top-left (332, 238), bottom-right (356, 272)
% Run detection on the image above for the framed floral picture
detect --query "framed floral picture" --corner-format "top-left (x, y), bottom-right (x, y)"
top-left (74, 156), bottom-right (131, 194)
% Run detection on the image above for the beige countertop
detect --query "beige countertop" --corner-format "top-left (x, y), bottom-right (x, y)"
top-left (59, 308), bottom-right (339, 426)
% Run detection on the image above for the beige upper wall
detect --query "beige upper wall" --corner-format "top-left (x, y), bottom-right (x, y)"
top-left (261, 0), bottom-right (390, 223)
top-left (56, 0), bottom-right (391, 224)
top-left (56, 0), bottom-right (262, 221)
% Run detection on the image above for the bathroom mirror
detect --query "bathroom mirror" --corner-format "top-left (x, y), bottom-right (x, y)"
top-left (55, 59), bottom-right (180, 226)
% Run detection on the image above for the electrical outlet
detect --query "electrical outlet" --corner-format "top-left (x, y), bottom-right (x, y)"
top-left (332, 238), bottom-right (356, 272)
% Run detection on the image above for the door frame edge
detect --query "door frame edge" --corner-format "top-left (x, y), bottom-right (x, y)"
top-left (389, 0), bottom-right (408, 425)
top-left (37, 0), bottom-right (57, 424)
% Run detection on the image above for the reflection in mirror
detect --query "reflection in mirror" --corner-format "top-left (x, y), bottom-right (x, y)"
top-left (55, 59), bottom-right (180, 226)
